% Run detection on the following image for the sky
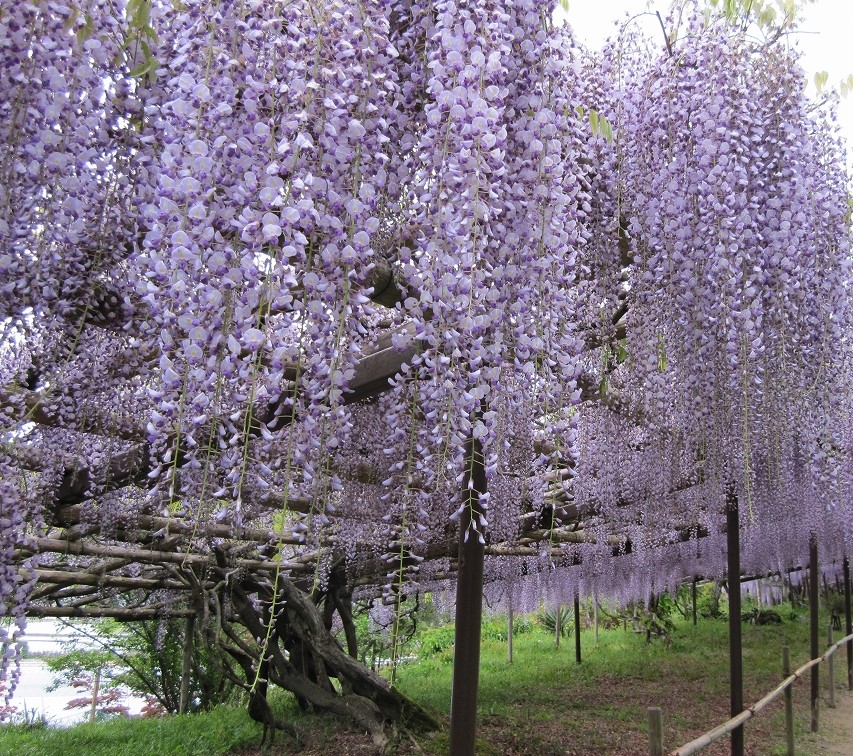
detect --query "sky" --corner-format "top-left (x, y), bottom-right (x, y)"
top-left (555, 0), bottom-right (853, 153)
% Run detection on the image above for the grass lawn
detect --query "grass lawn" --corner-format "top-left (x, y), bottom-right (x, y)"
top-left (0, 607), bottom-right (844, 756)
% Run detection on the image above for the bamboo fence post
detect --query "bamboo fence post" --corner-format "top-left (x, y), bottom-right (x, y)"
top-left (648, 706), bottom-right (663, 756)
top-left (827, 625), bottom-right (836, 709)
top-left (782, 646), bottom-right (795, 756)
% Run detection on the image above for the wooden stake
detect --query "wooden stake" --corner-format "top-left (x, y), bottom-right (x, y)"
top-left (507, 602), bottom-right (513, 664)
top-left (692, 576), bottom-right (698, 626)
top-left (90, 667), bottom-right (101, 724)
top-left (782, 646), bottom-right (794, 756)
top-left (648, 706), bottom-right (663, 756)
top-left (827, 624), bottom-right (836, 709)
top-left (593, 593), bottom-right (599, 644)
top-left (555, 603), bottom-right (561, 648)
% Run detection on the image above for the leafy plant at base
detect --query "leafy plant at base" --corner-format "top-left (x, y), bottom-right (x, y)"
top-left (45, 618), bottom-right (235, 714)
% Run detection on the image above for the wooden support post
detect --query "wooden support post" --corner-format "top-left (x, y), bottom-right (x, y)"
top-left (692, 576), bottom-right (698, 626)
top-left (90, 666), bottom-right (101, 723)
top-left (555, 603), bottom-right (561, 648)
top-left (844, 556), bottom-right (852, 692)
top-left (449, 441), bottom-right (486, 756)
top-left (179, 615), bottom-right (195, 714)
top-left (726, 495), bottom-right (744, 756)
top-left (782, 646), bottom-right (794, 756)
top-left (827, 624), bottom-right (836, 709)
top-left (507, 601), bottom-right (513, 664)
top-left (648, 706), bottom-right (663, 756)
top-left (593, 593), bottom-right (599, 644)
top-left (809, 533), bottom-right (819, 733)
top-left (574, 594), bottom-right (581, 664)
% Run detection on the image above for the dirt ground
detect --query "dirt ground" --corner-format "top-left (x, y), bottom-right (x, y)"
top-left (799, 685), bottom-right (853, 756)
top-left (232, 677), bottom-right (853, 755)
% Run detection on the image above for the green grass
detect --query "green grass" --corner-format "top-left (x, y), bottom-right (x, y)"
top-left (393, 610), bottom-right (832, 755)
top-left (0, 607), bottom-right (843, 755)
top-left (0, 704), bottom-right (262, 756)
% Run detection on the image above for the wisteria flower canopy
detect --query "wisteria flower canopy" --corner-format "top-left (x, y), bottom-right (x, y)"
top-left (0, 0), bottom-right (850, 740)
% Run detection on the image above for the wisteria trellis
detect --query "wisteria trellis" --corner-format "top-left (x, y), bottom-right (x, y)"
top-left (0, 0), bottom-right (851, 741)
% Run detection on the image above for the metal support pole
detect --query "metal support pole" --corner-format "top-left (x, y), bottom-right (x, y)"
top-left (692, 576), bottom-right (698, 626)
top-left (449, 440), bottom-right (486, 756)
top-left (727, 496), bottom-right (744, 756)
top-left (648, 706), bottom-right (663, 756)
top-left (782, 646), bottom-right (794, 756)
top-left (574, 593), bottom-right (581, 664)
top-left (179, 614), bottom-right (195, 714)
top-left (844, 556), bottom-right (852, 692)
top-left (809, 533), bottom-right (819, 733)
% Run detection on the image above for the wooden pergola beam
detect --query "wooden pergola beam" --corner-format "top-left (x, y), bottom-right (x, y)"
top-left (26, 605), bottom-right (196, 619)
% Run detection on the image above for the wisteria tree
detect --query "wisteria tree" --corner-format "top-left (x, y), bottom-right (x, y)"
top-left (0, 0), bottom-right (850, 751)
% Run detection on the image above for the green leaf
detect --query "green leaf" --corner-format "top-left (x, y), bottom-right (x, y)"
top-left (77, 13), bottom-right (95, 46)
top-left (558, 0), bottom-right (570, 12)
top-left (814, 70), bottom-right (829, 93)
top-left (600, 115), bottom-right (614, 142)
top-left (589, 108), bottom-right (599, 136)
top-left (129, 57), bottom-right (156, 79)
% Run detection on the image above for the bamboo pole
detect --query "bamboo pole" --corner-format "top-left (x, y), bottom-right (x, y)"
top-left (672, 635), bottom-right (853, 755)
